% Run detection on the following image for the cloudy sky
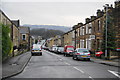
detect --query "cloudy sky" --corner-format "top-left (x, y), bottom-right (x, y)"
top-left (1, 0), bottom-right (116, 27)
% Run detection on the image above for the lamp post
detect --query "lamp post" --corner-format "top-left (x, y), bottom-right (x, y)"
top-left (103, 4), bottom-right (109, 58)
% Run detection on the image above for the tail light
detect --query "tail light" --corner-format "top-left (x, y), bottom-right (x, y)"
top-left (88, 54), bottom-right (90, 55)
top-left (76, 53), bottom-right (80, 55)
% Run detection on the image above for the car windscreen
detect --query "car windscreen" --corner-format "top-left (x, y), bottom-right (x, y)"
top-left (32, 45), bottom-right (41, 50)
top-left (58, 47), bottom-right (64, 50)
top-left (78, 49), bottom-right (89, 53)
top-left (32, 48), bottom-right (41, 50)
top-left (67, 48), bottom-right (74, 51)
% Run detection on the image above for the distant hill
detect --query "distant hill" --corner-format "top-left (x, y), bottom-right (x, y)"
top-left (23, 24), bottom-right (71, 32)
top-left (30, 28), bottom-right (64, 39)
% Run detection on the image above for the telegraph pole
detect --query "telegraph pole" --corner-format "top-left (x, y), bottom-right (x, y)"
top-left (104, 4), bottom-right (109, 58)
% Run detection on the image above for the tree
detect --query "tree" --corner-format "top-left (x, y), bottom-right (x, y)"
top-left (102, 10), bottom-right (116, 58)
top-left (2, 24), bottom-right (13, 61)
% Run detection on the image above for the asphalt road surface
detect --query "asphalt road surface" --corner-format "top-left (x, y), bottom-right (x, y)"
top-left (11, 50), bottom-right (119, 79)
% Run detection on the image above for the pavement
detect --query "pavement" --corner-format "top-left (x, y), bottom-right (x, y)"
top-left (2, 51), bottom-right (31, 79)
top-left (90, 57), bottom-right (120, 67)
top-left (1, 50), bottom-right (119, 79)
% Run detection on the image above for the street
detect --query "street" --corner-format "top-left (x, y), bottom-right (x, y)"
top-left (9, 50), bottom-right (119, 79)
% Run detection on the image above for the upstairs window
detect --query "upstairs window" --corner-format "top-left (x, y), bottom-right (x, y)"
top-left (22, 34), bottom-right (26, 40)
top-left (98, 20), bottom-right (101, 31)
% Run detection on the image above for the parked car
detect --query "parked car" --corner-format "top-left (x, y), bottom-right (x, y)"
top-left (31, 44), bottom-right (42, 56)
top-left (95, 51), bottom-right (104, 58)
top-left (56, 47), bottom-right (64, 54)
top-left (64, 46), bottom-right (75, 56)
top-left (51, 46), bottom-right (58, 52)
top-left (72, 48), bottom-right (90, 61)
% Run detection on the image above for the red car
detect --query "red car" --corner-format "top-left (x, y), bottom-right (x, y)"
top-left (64, 46), bottom-right (75, 56)
top-left (95, 51), bottom-right (104, 57)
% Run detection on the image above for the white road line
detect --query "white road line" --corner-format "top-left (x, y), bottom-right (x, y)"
top-left (59, 59), bottom-right (62, 61)
top-left (89, 76), bottom-right (92, 78)
top-left (108, 70), bottom-right (120, 78)
top-left (65, 62), bottom-right (71, 65)
top-left (89, 76), bottom-right (94, 80)
top-left (73, 67), bottom-right (84, 73)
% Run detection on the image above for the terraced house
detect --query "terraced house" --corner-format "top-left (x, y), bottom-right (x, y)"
top-left (47, 1), bottom-right (120, 59)
top-left (0, 10), bottom-right (31, 58)
top-left (0, 10), bottom-right (20, 56)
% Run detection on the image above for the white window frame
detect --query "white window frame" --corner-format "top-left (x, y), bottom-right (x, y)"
top-left (82, 28), bottom-right (84, 35)
top-left (89, 23), bottom-right (92, 34)
top-left (98, 20), bottom-right (101, 31)
top-left (80, 40), bottom-right (84, 48)
top-left (86, 24), bottom-right (88, 34)
top-left (22, 34), bottom-right (26, 40)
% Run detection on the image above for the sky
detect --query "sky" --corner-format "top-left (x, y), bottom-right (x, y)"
top-left (1, 0), bottom-right (117, 27)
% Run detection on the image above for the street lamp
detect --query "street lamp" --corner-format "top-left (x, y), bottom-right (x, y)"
top-left (103, 4), bottom-right (109, 58)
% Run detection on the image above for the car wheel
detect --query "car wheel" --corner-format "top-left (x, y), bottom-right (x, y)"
top-left (100, 54), bottom-right (104, 59)
top-left (65, 54), bottom-right (67, 57)
top-left (73, 56), bottom-right (75, 60)
top-left (87, 58), bottom-right (90, 61)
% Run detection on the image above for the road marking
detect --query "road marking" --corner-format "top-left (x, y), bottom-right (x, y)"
top-left (108, 70), bottom-right (120, 78)
top-left (89, 76), bottom-right (92, 78)
top-left (59, 59), bottom-right (62, 61)
top-left (65, 62), bottom-right (71, 65)
top-left (73, 67), bottom-right (84, 73)
top-left (89, 76), bottom-right (94, 80)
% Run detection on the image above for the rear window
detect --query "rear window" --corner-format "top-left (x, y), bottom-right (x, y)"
top-left (58, 47), bottom-right (64, 50)
top-left (67, 48), bottom-right (74, 51)
top-left (78, 49), bottom-right (89, 53)
top-left (32, 44), bottom-right (41, 50)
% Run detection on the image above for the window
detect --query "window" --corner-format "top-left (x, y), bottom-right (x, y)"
top-left (80, 26), bottom-right (84, 35)
top-left (82, 27), bottom-right (85, 35)
top-left (98, 20), bottom-right (101, 31)
top-left (80, 40), bottom-right (84, 48)
top-left (89, 28), bottom-right (92, 34)
top-left (89, 23), bottom-right (92, 34)
top-left (86, 39), bottom-right (91, 50)
top-left (86, 24), bottom-right (88, 34)
top-left (80, 27), bottom-right (82, 35)
top-left (22, 34), bottom-right (26, 40)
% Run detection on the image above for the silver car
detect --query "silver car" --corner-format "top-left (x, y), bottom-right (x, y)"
top-left (31, 44), bottom-right (42, 56)
top-left (73, 48), bottom-right (90, 61)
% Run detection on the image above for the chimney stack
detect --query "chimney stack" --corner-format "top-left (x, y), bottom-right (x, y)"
top-left (77, 23), bottom-right (83, 27)
top-left (85, 18), bottom-right (90, 23)
top-left (90, 16), bottom-right (96, 21)
top-left (96, 9), bottom-right (104, 17)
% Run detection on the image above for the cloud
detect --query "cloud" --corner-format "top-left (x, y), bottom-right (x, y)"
top-left (1, 1), bottom-right (115, 27)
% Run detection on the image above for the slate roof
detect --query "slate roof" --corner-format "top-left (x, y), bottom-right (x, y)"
top-left (19, 26), bottom-right (30, 34)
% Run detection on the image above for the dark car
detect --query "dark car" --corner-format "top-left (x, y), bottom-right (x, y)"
top-left (56, 47), bottom-right (64, 54)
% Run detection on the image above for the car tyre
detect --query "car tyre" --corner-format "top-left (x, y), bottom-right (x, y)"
top-left (87, 58), bottom-right (90, 61)
top-left (31, 53), bottom-right (34, 56)
top-left (73, 56), bottom-right (75, 60)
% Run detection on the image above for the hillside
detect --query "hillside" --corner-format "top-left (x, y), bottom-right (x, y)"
top-left (30, 28), bottom-right (64, 39)
top-left (23, 24), bottom-right (71, 32)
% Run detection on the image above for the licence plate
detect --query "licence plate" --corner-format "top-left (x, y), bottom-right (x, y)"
top-left (34, 51), bottom-right (39, 52)
top-left (81, 56), bottom-right (87, 57)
